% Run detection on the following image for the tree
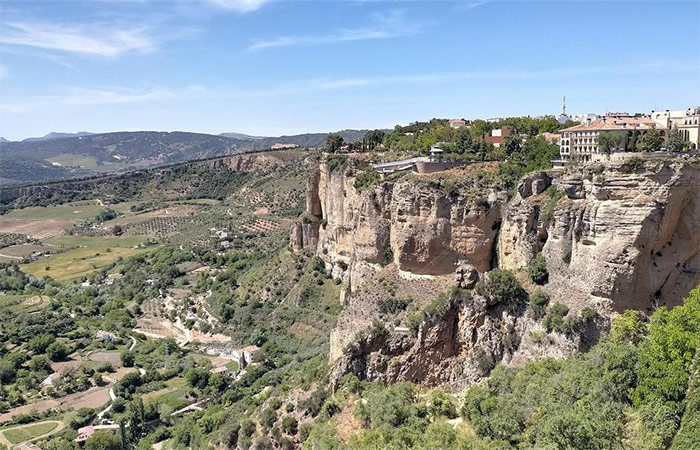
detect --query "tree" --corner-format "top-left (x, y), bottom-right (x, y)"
top-left (327, 134), bottom-right (344, 153)
top-left (528, 253), bottom-right (549, 285)
top-left (29, 334), bottom-right (55, 354)
top-left (46, 341), bottom-right (68, 361)
top-left (667, 125), bottom-right (685, 152)
top-left (475, 269), bottom-right (527, 308)
top-left (120, 350), bottom-right (134, 367)
top-left (85, 431), bottom-right (122, 450)
top-left (364, 129), bottom-right (385, 151)
top-left (503, 135), bottom-right (523, 156)
top-left (636, 126), bottom-right (664, 152)
top-left (455, 127), bottom-right (473, 154)
top-left (597, 132), bottom-right (622, 155)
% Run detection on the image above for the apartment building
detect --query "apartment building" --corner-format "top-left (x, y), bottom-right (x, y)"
top-left (558, 116), bottom-right (665, 162)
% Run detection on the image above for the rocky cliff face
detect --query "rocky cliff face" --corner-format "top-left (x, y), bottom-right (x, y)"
top-left (499, 159), bottom-right (700, 312)
top-left (291, 156), bottom-right (700, 387)
top-left (303, 159), bottom-right (507, 292)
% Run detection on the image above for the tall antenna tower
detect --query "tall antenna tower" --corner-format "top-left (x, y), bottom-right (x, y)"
top-left (562, 96), bottom-right (566, 116)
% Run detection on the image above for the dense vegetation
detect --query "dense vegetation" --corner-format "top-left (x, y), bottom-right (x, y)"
top-left (301, 287), bottom-right (700, 450)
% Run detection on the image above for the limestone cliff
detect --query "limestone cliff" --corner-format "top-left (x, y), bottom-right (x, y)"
top-left (291, 155), bottom-right (700, 387)
top-left (499, 159), bottom-right (700, 312)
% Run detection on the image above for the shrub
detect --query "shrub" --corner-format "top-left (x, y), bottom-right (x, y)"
top-left (378, 298), bottom-right (408, 314)
top-left (528, 253), bottom-right (549, 285)
top-left (353, 169), bottom-right (381, 192)
top-left (429, 388), bottom-right (457, 419)
top-left (529, 289), bottom-right (550, 320)
top-left (281, 416), bottom-right (298, 435)
top-left (580, 306), bottom-right (598, 323)
top-left (621, 156), bottom-right (646, 173)
top-left (540, 186), bottom-right (564, 226)
top-left (543, 302), bottom-right (569, 333)
top-left (475, 269), bottom-right (526, 308)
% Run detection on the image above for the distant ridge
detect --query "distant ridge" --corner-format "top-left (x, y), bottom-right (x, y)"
top-left (0, 128), bottom-right (375, 185)
top-left (219, 132), bottom-right (268, 140)
top-left (22, 131), bottom-right (94, 142)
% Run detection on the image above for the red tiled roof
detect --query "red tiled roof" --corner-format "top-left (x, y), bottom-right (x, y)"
top-left (561, 117), bottom-right (664, 132)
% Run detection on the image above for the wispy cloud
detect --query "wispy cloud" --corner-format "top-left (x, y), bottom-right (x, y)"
top-left (0, 20), bottom-right (196, 58)
top-left (204, 0), bottom-right (271, 13)
top-left (0, 85), bottom-right (204, 113)
top-left (250, 9), bottom-right (419, 51)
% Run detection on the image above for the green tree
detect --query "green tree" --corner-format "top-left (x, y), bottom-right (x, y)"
top-left (327, 134), bottom-right (344, 153)
top-left (528, 253), bottom-right (549, 285)
top-left (503, 135), bottom-right (523, 156)
top-left (29, 334), bottom-right (55, 354)
top-left (667, 125), bottom-right (685, 152)
top-left (455, 127), bottom-right (473, 154)
top-left (120, 350), bottom-right (134, 367)
top-left (46, 341), bottom-right (68, 361)
top-left (634, 286), bottom-right (700, 409)
top-left (86, 431), bottom-right (122, 450)
top-left (364, 129), bottom-right (385, 151)
top-left (597, 132), bottom-right (622, 155)
top-left (475, 269), bottom-right (527, 308)
top-left (636, 126), bottom-right (664, 152)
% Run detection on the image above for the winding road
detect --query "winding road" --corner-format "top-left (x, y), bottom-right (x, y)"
top-left (96, 336), bottom-right (145, 423)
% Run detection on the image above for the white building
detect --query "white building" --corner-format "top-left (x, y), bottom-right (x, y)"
top-left (559, 116), bottom-right (666, 162)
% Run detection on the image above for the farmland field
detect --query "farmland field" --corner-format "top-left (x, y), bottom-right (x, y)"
top-left (0, 219), bottom-right (75, 239)
top-left (1, 421), bottom-right (60, 444)
top-left (21, 235), bottom-right (152, 281)
top-left (3, 201), bottom-right (135, 221)
top-left (0, 294), bottom-right (49, 315)
top-left (44, 153), bottom-right (99, 168)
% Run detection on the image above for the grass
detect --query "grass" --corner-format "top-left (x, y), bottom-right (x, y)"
top-left (2, 421), bottom-right (59, 444)
top-left (4, 201), bottom-right (136, 221)
top-left (0, 294), bottom-right (49, 315)
top-left (226, 360), bottom-right (239, 372)
top-left (44, 153), bottom-right (99, 168)
top-left (21, 235), bottom-right (152, 282)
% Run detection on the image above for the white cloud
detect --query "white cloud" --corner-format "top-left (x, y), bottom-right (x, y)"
top-left (204, 0), bottom-right (270, 13)
top-left (0, 85), bottom-right (204, 113)
top-left (0, 20), bottom-right (194, 58)
top-left (250, 9), bottom-right (419, 51)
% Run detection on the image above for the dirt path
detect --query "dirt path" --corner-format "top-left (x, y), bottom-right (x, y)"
top-left (0, 420), bottom-right (65, 447)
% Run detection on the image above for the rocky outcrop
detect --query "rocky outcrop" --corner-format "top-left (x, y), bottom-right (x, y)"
top-left (292, 156), bottom-right (700, 388)
top-left (500, 160), bottom-right (700, 312)
top-left (293, 157), bottom-right (507, 295)
top-left (330, 290), bottom-right (582, 389)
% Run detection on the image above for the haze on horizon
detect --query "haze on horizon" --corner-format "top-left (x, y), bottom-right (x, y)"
top-left (0, 0), bottom-right (698, 141)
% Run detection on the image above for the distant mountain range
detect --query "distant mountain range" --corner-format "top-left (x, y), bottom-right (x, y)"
top-left (21, 131), bottom-right (95, 142)
top-left (0, 129), bottom-right (372, 185)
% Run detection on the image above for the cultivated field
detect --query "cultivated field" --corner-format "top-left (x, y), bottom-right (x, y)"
top-left (0, 219), bottom-right (75, 239)
top-left (21, 235), bottom-right (150, 281)
top-left (0, 420), bottom-right (61, 445)
top-left (0, 294), bottom-right (49, 315)
top-left (44, 153), bottom-right (99, 168)
top-left (3, 201), bottom-right (136, 221)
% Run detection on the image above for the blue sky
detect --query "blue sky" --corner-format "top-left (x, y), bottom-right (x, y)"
top-left (0, 0), bottom-right (698, 140)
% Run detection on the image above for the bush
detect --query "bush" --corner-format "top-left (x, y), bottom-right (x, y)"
top-left (475, 269), bottom-right (526, 308)
top-left (353, 169), bottom-right (381, 192)
top-left (621, 156), bottom-right (646, 173)
top-left (281, 416), bottom-right (298, 435)
top-left (45, 341), bottom-right (68, 361)
top-left (543, 302), bottom-right (569, 333)
top-left (528, 253), bottom-right (549, 285)
top-left (529, 289), bottom-right (550, 319)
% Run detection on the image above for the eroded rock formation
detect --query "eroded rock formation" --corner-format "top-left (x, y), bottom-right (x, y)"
top-left (291, 156), bottom-right (700, 387)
